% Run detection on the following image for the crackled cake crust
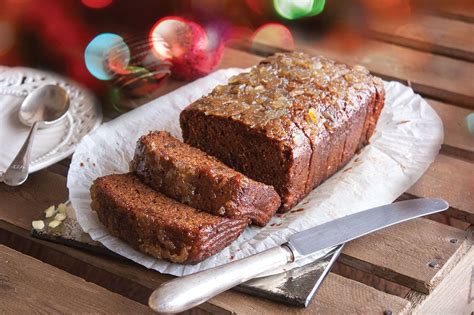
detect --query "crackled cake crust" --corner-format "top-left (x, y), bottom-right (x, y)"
top-left (90, 173), bottom-right (248, 264)
top-left (130, 131), bottom-right (280, 226)
top-left (181, 52), bottom-right (384, 211)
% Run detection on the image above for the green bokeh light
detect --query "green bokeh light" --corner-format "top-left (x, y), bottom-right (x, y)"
top-left (307, 0), bottom-right (325, 17)
top-left (273, 0), bottom-right (325, 20)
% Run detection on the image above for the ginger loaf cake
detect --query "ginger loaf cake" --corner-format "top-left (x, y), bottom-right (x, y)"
top-left (131, 131), bottom-right (280, 226)
top-left (90, 173), bottom-right (248, 264)
top-left (180, 52), bottom-right (384, 211)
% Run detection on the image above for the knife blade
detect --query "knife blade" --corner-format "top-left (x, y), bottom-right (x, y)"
top-left (148, 198), bottom-right (448, 313)
top-left (287, 198), bottom-right (449, 256)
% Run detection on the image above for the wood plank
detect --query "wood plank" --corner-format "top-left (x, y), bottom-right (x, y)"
top-left (333, 261), bottom-right (411, 298)
top-left (428, 99), bottom-right (474, 160)
top-left (340, 218), bottom-right (470, 294)
top-left (369, 15), bottom-right (474, 61)
top-left (271, 273), bottom-right (411, 315)
top-left (0, 245), bottom-right (154, 314)
top-left (0, 221), bottom-right (411, 315)
top-left (209, 272), bottom-right (411, 315)
top-left (408, 154), bottom-right (474, 223)
top-left (436, 1), bottom-right (474, 23)
top-left (413, 245), bottom-right (474, 314)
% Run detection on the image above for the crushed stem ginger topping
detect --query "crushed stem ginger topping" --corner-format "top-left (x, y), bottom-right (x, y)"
top-left (308, 108), bottom-right (318, 123)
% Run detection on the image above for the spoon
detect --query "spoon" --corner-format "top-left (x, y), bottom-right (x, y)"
top-left (2, 85), bottom-right (70, 186)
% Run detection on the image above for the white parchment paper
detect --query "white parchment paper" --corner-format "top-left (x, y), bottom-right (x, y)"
top-left (68, 68), bottom-right (443, 276)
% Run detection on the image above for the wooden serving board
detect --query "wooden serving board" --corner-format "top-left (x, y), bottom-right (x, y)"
top-left (1, 3), bottom-right (474, 313)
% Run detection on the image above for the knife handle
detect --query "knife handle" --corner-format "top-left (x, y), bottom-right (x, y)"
top-left (148, 245), bottom-right (294, 313)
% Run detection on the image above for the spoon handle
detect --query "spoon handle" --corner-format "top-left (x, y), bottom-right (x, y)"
top-left (2, 121), bottom-right (39, 186)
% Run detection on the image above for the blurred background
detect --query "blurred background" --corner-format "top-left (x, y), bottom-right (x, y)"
top-left (0, 0), bottom-right (472, 112)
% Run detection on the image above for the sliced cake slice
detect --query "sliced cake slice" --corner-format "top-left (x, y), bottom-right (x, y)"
top-left (130, 131), bottom-right (281, 226)
top-left (90, 173), bottom-right (248, 264)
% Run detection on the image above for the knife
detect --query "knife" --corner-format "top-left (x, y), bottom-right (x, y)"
top-left (148, 198), bottom-right (449, 313)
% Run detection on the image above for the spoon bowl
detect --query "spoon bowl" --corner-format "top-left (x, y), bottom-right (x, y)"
top-left (19, 84), bottom-right (70, 127)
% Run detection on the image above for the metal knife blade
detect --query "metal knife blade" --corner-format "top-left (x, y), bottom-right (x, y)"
top-left (287, 198), bottom-right (449, 257)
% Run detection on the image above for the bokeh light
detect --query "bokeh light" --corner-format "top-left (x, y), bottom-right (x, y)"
top-left (0, 20), bottom-right (15, 56)
top-left (84, 33), bottom-right (130, 80)
top-left (150, 17), bottom-right (207, 60)
top-left (466, 113), bottom-right (474, 135)
top-left (81, 0), bottom-right (113, 9)
top-left (150, 16), bottom-right (223, 80)
top-left (273, 0), bottom-right (325, 20)
top-left (252, 23), bottom-right (295, 51)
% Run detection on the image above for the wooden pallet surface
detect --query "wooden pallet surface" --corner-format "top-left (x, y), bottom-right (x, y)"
top-left (1, 4), bottom-right (474, 313)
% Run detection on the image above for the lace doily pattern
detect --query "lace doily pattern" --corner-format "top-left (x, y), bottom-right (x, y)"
top-left (0, 66), bottom-right (102, 171)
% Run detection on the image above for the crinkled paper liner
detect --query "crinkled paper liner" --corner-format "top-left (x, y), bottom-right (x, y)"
top-left (68, 68), bottom-right (443, 277)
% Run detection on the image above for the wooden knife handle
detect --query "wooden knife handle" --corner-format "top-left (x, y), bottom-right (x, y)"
top-left (148, 245), bottom-right (294, 313)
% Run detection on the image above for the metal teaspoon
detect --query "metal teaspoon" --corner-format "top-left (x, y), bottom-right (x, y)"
top-left (2, 85), bottom-right (70, 186)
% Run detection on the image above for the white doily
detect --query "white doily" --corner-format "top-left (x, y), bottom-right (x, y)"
top-left (0, 66), bottom-right (102, 173)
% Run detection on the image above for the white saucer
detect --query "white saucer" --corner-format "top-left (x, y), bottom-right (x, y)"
top-left (0, 66), bottom-right (102, 173)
